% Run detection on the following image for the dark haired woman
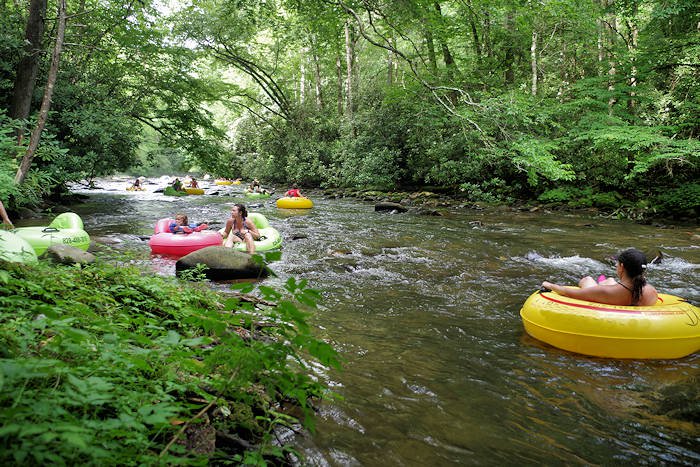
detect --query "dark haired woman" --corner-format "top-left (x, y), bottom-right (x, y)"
top-left (541, 248), bottom-right (658, 306)
top-left (222, 203), bottom-right (260, 253)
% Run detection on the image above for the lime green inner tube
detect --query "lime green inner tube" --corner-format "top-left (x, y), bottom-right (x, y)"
top-left (12, 212), bottom-right (91, 256)
top-left (164, 186), bottom-right (188, 196)
top-left (0, 230), bottom-right (39, 264)
top-left (244, 191), bottom-right (271, 199)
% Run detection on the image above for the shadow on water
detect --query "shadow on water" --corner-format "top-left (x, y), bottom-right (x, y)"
top-left (51, 178), bottom-right (700, 464)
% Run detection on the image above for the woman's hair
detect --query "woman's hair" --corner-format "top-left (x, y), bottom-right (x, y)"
top-left (617, 248), bottom-right (647, 305)
top-left (175, 213), bottom-right (188, 224)
top-left (233, 203), bottom-right (247, 219)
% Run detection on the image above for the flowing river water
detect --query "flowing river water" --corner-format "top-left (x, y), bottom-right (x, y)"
top-left (30, 178), bottom-right (700, 465)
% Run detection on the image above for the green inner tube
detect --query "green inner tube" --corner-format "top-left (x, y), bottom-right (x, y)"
top-left (164, 186), bottom-right (189, 197)
top-left (0, 230), bottom-right (39, 264)
top-left (244, 191), bottom-right (271, 199)
top-left (12, 212), bottom-right (90, 256)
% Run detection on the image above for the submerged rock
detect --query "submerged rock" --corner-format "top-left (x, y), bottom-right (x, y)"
top-left (654, 377), bottom-right (699, 423)
top-left (375, 201), bottom-right (407, 213)
top-left (176, 246), bottom-right (269, 281)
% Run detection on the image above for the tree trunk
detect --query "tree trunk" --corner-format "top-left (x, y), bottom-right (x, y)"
top-left (336, 54), bottom-right (343, 116)
top-left (597, 18), bottom-right (604, 68)
top-left (504, 9), bottom-right (515, 85)
top-left (344, 21), bottom-right (354, 118)
top-left (310, 39), bottom-right (323, 109)
top-left (483, 9), bottom-right (492, 59)
top-left (607, 13), bottom-right (618, 112)
top-left (299, 47), bottom-right (306, 105)
top-left (468, 9), bottom-right (482, 62)
top-left (627, 16), bottom-right (639, 110)
top-left (530, 30), bottom-right (538, 96)
top-left (434, 2), bottom-right (456, 80)
top-left (424, 27), bottom-right (437, 73)
top-left (387, 32), bottom-right (396, 85)
top-left (557, 42), bottom-right (569, 101)
top-left (9, 0), bottom-right (47, 144)
top-left (15, 0), bottom-right (66, 185)
top-left (387, 48), bottom-right (393, 85)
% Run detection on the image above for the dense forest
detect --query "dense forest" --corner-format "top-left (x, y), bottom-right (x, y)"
top-left (1, 0), bottom-right (698, 219)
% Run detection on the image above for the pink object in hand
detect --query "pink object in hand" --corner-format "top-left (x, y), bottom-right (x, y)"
top-left (597, 275), bottom-right (607, 283)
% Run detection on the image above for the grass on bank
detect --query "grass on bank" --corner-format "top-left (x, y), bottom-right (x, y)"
top-left (0, 259), bottom-right (340, 465)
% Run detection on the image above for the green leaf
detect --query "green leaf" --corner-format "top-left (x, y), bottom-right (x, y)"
top-left (61, 432), bottom-right (89, 449)
top-left (230, 282), bottom-right (255, 294)
top-left (264, 251), bottom-right (282, 262)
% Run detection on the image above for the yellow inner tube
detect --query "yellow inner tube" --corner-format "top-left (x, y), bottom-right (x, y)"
top-left (520, 289), bottom-right (700, 359)
top-left (185, 187), bottom-right (204, 195)
top-left (276, 197), bottom-right (313, 209)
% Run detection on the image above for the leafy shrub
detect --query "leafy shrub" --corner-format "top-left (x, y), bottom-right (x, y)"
top-left (590, 191), bottom-right (622, 208)
top-left (538, 186), bottom-right (583, 204)
top-left (0, 260), bottom-right (339, 464)
top-left (652, 183), bottom-right (700, 218)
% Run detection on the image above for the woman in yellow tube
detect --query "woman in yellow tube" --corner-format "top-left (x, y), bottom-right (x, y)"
top-left (542, 248), bottom-right (658, 306)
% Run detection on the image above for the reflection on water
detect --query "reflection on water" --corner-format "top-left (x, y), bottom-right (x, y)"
top-left (56, 178), bottom-right (700, 464)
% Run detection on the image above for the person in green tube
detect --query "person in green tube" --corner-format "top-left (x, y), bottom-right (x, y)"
top-left (222, 203), bottom-right (259, 254)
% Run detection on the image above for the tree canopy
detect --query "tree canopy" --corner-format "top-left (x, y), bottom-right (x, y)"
top-left (1, 0), bottom-right (698, 217)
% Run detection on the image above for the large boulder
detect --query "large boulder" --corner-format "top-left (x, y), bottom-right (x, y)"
top-left (45, 244), bottom-right (96, 265)
top-left (176, 246), bottom-right (270, 281)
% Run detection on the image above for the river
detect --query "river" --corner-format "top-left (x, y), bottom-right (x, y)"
top-left (36, 177), bottom-right (700, 465)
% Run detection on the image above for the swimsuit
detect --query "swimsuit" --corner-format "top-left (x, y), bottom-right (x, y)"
top-left (616, 280), bottom-right (637, 306)
top-left (230, 217), bottom-right (252, 239)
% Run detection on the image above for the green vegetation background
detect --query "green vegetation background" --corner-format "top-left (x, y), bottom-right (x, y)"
top-left (1, 0), bottom-right (698, 220)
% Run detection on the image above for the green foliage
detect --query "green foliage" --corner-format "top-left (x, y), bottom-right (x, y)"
top-left (0, 260), bottom-right (339, 464)
top-left (511, 138), bottom-right (575, 187)
top-left (538, 186), bottom-right (579, 204)
top-left (0, 121), bottom-right (18, 201)
top-left (0, 0), bottom-right (230, 193)
top-left (1, 0), bottom-right (698, 217)
top-left (177, 263), bottom-right (210, 282)
top-left (458, 181), bottom-right (501, 203)
top-left (652, 183), bottom-right (700, 218)
top-left (574, 124), bottom-right (700, 180)
top-left (538, 186), bottom-right (622, 208)
top-left (0, 112), bottom-right (60, 210)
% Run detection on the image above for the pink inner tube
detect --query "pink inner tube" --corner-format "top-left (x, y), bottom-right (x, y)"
top-left (149, 218), bottom-right (222, 257)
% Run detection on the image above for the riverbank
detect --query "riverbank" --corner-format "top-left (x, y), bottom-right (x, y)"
top-left (318, 187), bottom-right (700, 227)
top-left (4, 179), bottom-right (696, 229)
top-left (0, 259), bottom-right (339, 464)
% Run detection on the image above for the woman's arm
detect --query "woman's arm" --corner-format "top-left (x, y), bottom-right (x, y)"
top-left (541, 281), bottom-right (622, 304)
top-left (245, 219), bottom-right (260, 239)
top-left (222, 218), bottom-right (233, 238)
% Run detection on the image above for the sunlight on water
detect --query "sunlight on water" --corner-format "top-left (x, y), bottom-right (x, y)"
top-left (63, 178), bottom-right (700, 465)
